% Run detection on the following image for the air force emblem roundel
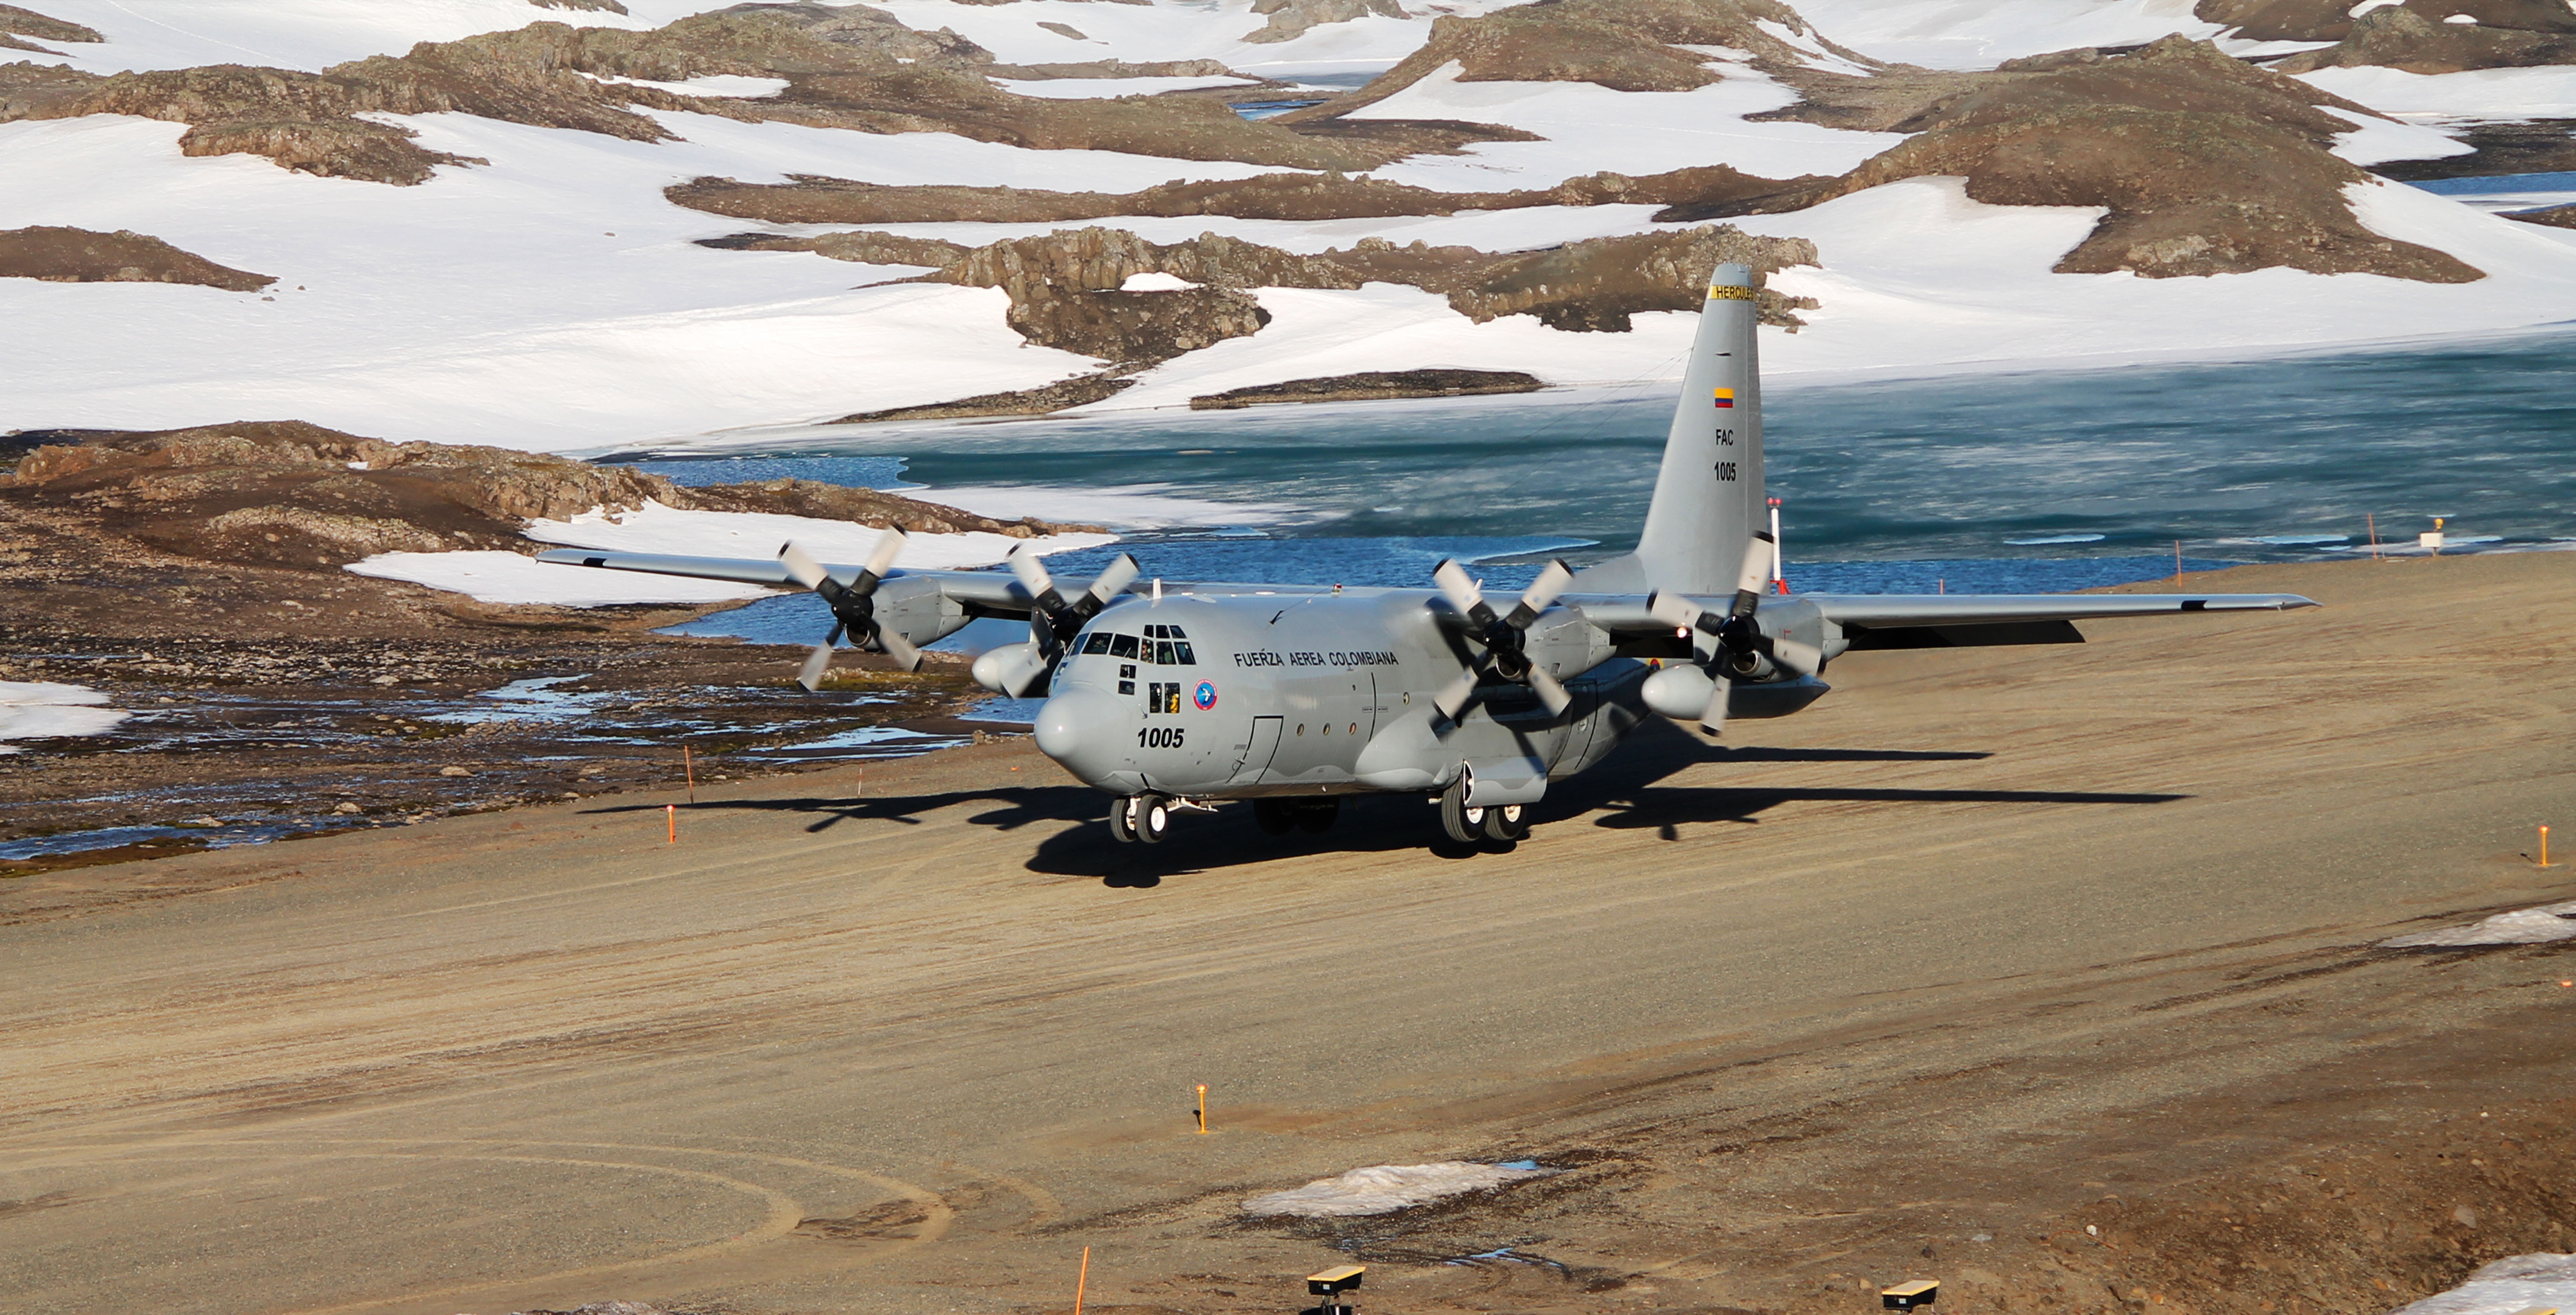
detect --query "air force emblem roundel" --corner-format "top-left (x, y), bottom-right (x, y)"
top-left (1193, 681), bottom-right (1217, 710)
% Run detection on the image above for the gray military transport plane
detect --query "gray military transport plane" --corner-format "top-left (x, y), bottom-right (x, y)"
top-left (539, 264), bottom-right (2315, 849)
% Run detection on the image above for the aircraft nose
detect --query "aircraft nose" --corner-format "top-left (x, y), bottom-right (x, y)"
top-left (1033, 688), bottom-right (1125, 781)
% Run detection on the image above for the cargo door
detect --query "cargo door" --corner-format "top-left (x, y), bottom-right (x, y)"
top-left (1229, 716), bottom-right (1283, 786)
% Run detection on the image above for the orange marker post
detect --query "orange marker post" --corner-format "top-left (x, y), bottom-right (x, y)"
top-left (683, 744), bottom-right (696, 803)
top-left (1073, 1246), bottom-right (1090, 1315)
top-left (1197, 1084), bottom-right (1208, 1134)
top-left (666, 803), bottom-right (676, 844)
top-left (2542, 825), bottom-right (2555, 869)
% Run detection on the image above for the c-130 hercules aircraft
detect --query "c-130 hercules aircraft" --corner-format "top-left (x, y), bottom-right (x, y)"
top-left (541, 264), bottom-right (2315, 849)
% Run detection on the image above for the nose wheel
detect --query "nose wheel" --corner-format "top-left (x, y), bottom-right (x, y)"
top-left (1110, 793), bottom-right (1172, 844)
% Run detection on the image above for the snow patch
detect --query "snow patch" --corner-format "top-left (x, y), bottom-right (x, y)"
top-left (2320, 106), bottom-right (2476, 166)
top-left (2382, 1252), bottom-right (2576, 1315)
top-left (0, 681), bottom-right (128, 754)
top-left (912, 484), bottom-right (1299, 529)
top-left (1120, 270), bottom-right (1204, 291)
top-left (2299, 65), bottom-right (2576, 118)
top-left (520, 499), bottom-right (1119, 567)
top-left (1243, 1162), bottom-right (1547, 1218)
top-left (347, 550), bottom-right (773, 607)
top-left (578, 72), bottom-right (792, 99)
top-left (2383, 903), bottom-right (2576, 948)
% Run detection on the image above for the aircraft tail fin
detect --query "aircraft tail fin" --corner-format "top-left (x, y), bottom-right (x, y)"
top-left (1573, 262), bottom-right (1765, 596)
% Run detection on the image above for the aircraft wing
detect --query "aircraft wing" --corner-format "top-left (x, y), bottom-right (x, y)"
top-left (1803, 592), bottom-right (2317, 625)
top-left (529, 547), bottom-right (1338, 614)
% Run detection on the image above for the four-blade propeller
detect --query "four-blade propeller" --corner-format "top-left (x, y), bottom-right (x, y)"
top-left (1646, 531), bottom-right (1820, 734)
top-left (779, 526), bottom-right (919, 692)
top-left (1429, 557), bottom-right (1577, 722)
top-left (969, 546), bottom-right (1145, 698)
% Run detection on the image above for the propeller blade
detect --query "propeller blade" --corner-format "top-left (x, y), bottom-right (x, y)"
top-left (825, 620), bottom-right (845, 647)
top-left (779, 541), bottom-right (829, 592)
top-left (1008, 546), bottom-right (1058, 608)
top-left (1699, 669), bottom-right (1732, 736)
top-left (1735, 532), bottom-right (1776, 599)
top-left (857, 524), bottom-right (908, 589)
top-left (1430, 558), bottom-right (1489, 624)
top-left (1082, 553), bottom-right (1141, 608)
top-left (876, 625), bottom-right (923, 672)
top-left (1646, 590), bottom-right (1702, 630)
top-left (797, 643), bottom-right (834, 692)
top-left (1501, 558), bottom-right (1576, 629)
top-left (1431, 665), bottom-right (1482, 723)
top-left (1527, 664), bottom-right (1573, 716)
top-left (1770, 636), bottom-right (1824, 677)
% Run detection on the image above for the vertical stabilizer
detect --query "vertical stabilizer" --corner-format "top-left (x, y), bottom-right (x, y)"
top-left (1574, 263), bottom-right (1765, 596)
top-left (1634, 262), bottom-right (1763, 595)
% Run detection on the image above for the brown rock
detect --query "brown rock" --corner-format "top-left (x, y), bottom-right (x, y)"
top-left (0, 226), bottom-right (276, 291)
top-left (2276, 3), bottom-right (2576, 74)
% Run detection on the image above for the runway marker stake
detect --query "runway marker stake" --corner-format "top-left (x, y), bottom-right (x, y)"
top-left (1073, 1245), bottom-right (1090, 1315)
top-left (2542, 825), bottom-right (2555, 868)
top-left (683, 744), bottom-right (696, 803)
top-left (2368, 512), bottom-right (2382, 560)
top-left (666, 803), bottom-right (676, 844)
top-left (1197, 1083), bottom-right (1208, 1134)
top-left (2174, 539), bottom-right (2183, 584)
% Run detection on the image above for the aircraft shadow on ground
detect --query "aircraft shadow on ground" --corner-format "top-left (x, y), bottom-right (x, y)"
top-left (580, 724), bottom-right (2174, 886)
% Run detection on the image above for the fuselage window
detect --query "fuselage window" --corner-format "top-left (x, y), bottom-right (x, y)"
top-left (1109, 633), bottom-right (1139, 659)
top-left (1154, 640), bottom-right (1176, 665)
top-left (1171, 640), bottom-right (1196, 665)
top-left (1081, 632), bottom-right (1113, 655)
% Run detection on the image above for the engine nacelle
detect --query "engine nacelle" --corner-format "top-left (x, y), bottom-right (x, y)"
top-left (1640, 663), bottom-right (1716, 719)
top-left (970, 642), bottom-right (1053, 696)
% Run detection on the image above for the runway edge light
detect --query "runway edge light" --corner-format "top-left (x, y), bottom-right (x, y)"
top-left (1304, 1263), bottom-right (1364, 1315)
top-left (1308, 1265), bottom-right (1364, 1297)
top-left (2506, 1307), bottom-right (2555, 1315)
top-left (1883, 1279), bottom-right (1939, 1312)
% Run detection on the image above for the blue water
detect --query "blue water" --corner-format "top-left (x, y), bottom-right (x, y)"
top-left (622, 326), bottom-right (2576, 629)
top-left (2409, 171), bottom-right (2576, 196)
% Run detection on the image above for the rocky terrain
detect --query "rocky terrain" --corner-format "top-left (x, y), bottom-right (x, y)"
top-left (0, 422), bottom-right (1077, 871)
top-left (0, 5), bottom-right (1518, 186)
top-left (0, 225), bottom-right (277, 290)
top-left (716, 222), bottom-right (1816, 414)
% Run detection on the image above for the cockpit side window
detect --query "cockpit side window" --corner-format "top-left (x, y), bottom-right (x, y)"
top-left (1081, 631), bottom-right (1112, 655)
top-left (1109, 633), bottom-right (1139, 660)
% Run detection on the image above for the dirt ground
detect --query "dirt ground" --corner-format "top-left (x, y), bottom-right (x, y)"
top-left (3, 552), bottom-right (2573, 1315)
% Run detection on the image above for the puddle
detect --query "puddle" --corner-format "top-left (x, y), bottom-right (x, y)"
top-left (0, 817), bottom-right (342, 862)
top-left (964, 697), bottom-right (1043, 723)
top-left (1443, 1247), bottom-right (1570, 1275)
top-left (735, 725), bottom-right (960, 760)
top-left (424, 675), bottom-right (617, 725)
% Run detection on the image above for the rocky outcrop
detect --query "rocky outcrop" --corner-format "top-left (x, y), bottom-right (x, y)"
top-left (2505, 202), bottom-right (2576, 228)
top-left (1286, 0), bottom-right (1878, 118)
top-left (0, 7), bottom-right (1481, 185)
top-left (0, 3), bottom-right (98, 53)
top-left (2, 420), bottom-right (1088, 570)
top-left (1730, 37), bottom-right (2482, 282)
top-left (0, 227), bottom-right (277, 291)
top-left (2196, 0), bottom-right (2576, 43)
top-left (669, 164), bottom-right (1823, 226)
top-left (1243, 0), bottom-right (1408, 45)
top-left (2276, 4), bottom-right (2576, 74)
top-left (1191, 369), bottom-right (1542, 408)
top-left (906, 223), bottom-right (1819, 355)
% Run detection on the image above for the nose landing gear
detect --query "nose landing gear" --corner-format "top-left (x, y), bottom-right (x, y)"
top-left (1109, 792), bottom-right (1173, 844)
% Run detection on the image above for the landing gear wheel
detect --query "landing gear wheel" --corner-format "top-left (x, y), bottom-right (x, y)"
top-left (1135, 792), bottom-right (1173, 844)
top-left (1252, 798), bottom-right (1297, 836)
top-left (1108, 796), bottom-right (1137, 843)
top-left (1481, 802), bottom-right (1527, 843)
top-left (1439, 779), bottom-right (1486, 845)
top-left (1294, 798), bottom-right (1340, 835)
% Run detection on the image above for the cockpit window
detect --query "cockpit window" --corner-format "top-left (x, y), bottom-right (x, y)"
top-left (1081, 631), bottom-right (1112, 655)
top-left (1154, 640), bottom-right (1176, 665)
top-left (1109, 633), bottom-right (1139, 659)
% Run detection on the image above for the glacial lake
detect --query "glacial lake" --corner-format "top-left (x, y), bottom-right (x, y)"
top-left (617, 326), bottom-right (2576, 646)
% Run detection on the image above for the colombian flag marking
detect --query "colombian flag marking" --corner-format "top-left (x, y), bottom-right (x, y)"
top-left (1713, 387), bottom-right (1735, 409)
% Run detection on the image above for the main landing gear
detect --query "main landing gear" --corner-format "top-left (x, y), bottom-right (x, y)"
top-left (1439, 778), bottom-right (1527, 847)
